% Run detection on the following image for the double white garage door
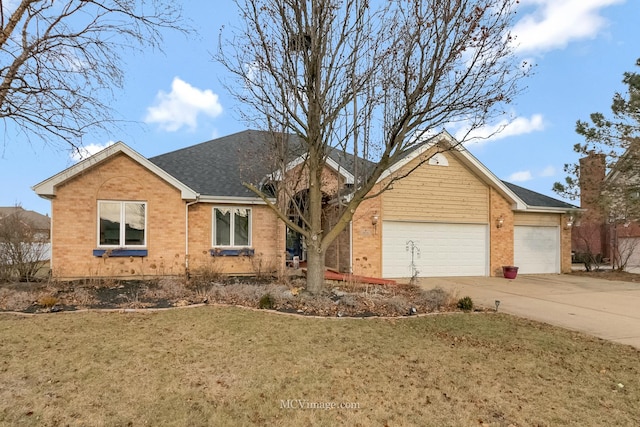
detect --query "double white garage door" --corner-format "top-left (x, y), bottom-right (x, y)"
top-left (382, 222), bottom-right (488, 278)
top-left (382, 222), bottom-right (559, 278)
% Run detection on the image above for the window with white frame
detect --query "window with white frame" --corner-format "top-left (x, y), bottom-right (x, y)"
top-left (213, 207), bottom-right (251, 247)
top-left (98, 201), bottom-right (147, 247)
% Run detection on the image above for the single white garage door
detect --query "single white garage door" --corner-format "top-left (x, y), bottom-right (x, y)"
top-left (382, 222), bottom-right (488, 278)
top-left (514, 226), bottom-right (559, 274)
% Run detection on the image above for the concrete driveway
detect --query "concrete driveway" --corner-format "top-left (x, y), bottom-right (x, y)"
top-left (417, 274), bottom-right (640, 349)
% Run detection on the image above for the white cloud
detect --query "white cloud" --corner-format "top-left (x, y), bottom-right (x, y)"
top-left (508, 170), bottom-right (533, 182)
top-left (454, 114), bottom-right (545, 144)
top-left (540, 165), bottom-right (556, 177)
top-left (70, 141), bottom-right (115, 162)
top-left (145, 77), bottom-right (223, 132)
top-left (512, 0), bottom-right (624, 54)
top-left (507, 165), bottom-right (557, 183)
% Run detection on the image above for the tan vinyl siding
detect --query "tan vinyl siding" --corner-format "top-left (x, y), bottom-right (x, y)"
top-left (382, 152), bottom-right (489, 223)
top-left (514, 212), bottom-right (561, 226)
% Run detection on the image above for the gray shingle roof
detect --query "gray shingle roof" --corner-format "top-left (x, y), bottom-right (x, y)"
top-left (0, 207), bottom-right (50, 230)
top-left (149, 130), bottom-right (363, 198)
top-left (502, 181), bottom-right (576, 209)
top-left (149, 130), bottom-right (277, 198)
top-left (148, 129), bottom-right (575, 210)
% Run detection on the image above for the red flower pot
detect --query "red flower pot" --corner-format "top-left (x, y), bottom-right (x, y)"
top-left (502, 266), bottom-right (518, 279)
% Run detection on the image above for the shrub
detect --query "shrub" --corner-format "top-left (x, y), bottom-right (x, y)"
top-left (457, 296), bottom-right (474, 312)
top-left (386, 295), bottom-right (410, 314)
top-left (70, 288), bottom-right (98, 306)
top-left (250, 253), bottom-right (276, 280)
top-left (146, 279), bottom-right (186, 300)
top-left (258, 293), bottom-right (275, 309)
top-left (189, 261), bottom-right (227, 285)
top-left (0, 288), bottom-right (34, 311)
top-left (38, 295), bottom-right (58, 308)
top-left (420, 286), bottom-right (451, 311)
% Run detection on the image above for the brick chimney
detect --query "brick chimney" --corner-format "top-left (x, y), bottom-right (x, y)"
top-left (579, 152), bottom-right (606, 215)
top-left (575, 152), bottom-right (607, 260)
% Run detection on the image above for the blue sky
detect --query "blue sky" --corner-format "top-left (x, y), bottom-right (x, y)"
top-left (2, 0), bottom-right (639, 215)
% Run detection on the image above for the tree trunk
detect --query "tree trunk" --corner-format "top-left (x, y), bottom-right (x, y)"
top-left (305, 244), bottom-right (326, 294)
top-left (304, 136), bottom-right (325, 294)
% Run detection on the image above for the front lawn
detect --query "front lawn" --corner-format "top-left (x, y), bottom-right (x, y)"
top-left (1, 307), bottom-right (638, 426)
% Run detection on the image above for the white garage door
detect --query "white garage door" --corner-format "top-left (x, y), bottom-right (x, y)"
top-left (382, 222), bottom-right (488, 278)
top-left (617, 238), bottom-right (640, 268)
top-left (514, 226), bottom-right (559, 274)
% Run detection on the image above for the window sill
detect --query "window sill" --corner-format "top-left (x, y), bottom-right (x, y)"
top-left (210, 248), bottom-right (255, 257)
top-left (93, 249), bottom-right (148, 257)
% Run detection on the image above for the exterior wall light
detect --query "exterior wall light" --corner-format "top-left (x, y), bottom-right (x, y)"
top-left (496, 215), bottom-right (504, 228)
top-left (371, 213), bottom-right (379, 235)
top-left (565, 215), bottom-right (574, 229)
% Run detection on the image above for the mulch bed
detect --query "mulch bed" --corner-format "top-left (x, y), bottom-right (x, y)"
top-left (0, 277), bottom-right (461, 317)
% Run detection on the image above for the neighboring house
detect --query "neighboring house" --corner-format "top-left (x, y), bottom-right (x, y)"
top-left (33, 130), bottom-right (575, 280)
top-left (0, 207), bottom-right (51, 238)
top-left (0, 206), bottom-right (51, 263)
top-left (575, 150), bottom-right (640, 268)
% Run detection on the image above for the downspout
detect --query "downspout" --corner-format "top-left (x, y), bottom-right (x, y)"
top-left (48, 207), bottom-right (53, 276)
top-left (349, 220), bottom-right (353, 274)
top-left (185, 197), bottom-right (200, 275)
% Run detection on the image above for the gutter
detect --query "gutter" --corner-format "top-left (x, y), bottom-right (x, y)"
top-left (514, 206), bottom-right (581, 214)
top-left (197, 195), bottom-right (274, 205)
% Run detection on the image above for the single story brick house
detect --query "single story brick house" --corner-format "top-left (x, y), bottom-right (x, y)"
top-left (33, 130), bottom-right (575, 280)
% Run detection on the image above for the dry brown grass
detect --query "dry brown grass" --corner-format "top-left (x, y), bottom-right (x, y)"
top-left (0, 307), bottom-right (638, 426)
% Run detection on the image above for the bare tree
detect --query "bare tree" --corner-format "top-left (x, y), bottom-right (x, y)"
top-left (611, 225), bottom-right (640, 272)
top-left (217, 0), bottom-right (527, 293)
top-left (571, 212), bottom-right (605, 272)
top-left (0, 0), bottom-right (188, 152)
top-left (0, 205), bottom-right (49, 282)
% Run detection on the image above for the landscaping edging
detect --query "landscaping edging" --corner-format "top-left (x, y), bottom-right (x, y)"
top-left (0, 301), bottom-right (484, 319)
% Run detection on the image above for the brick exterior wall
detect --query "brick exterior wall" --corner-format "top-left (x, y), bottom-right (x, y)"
top-left (51, 153), bottom-right (187, 279)
top-left (49, 153), bottom-right (285, 279)
top-left (277, 162), bottom-right (351, 272)
top-left (352, 184), bottom-right (522, 278)
top-left (351, 188), bottom-right (383, 277)
top-left (47, 148), bottom-right (572, 280)
top-left (323, 204), bottom-right (351, 272)
top-left (351, 162), bottom-right (572, 278)
top-left (489, 187), bottom-right (515, 276)
top-left (186, 203), bottom-right (283, 277)
top-left (560, 213), bottom-right (572, 273)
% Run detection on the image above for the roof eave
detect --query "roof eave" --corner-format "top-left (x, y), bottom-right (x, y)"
top-left (197, 195), bottom-right (274, 205)
top-left (267, 154), bottom-right (355, 184)
top-left (514, 206), bottom-right (580, 214)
